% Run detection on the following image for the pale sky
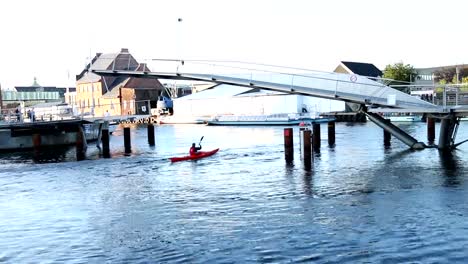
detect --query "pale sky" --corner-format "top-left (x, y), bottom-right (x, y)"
top-left (0, 0), bottom-right (466, 89)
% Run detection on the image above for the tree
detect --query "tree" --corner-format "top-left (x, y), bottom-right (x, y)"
top-left (382, 62), bottom-right (416, 93)
top-left (383, 62), bottom-right (416, 84)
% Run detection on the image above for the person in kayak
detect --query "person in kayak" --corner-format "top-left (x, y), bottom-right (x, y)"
top-left (189, 143), bottom-right (202, 155)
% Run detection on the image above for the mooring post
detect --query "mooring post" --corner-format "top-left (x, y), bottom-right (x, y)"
top-left (102, 126), bottom-right (110, 158)
top-left (427, 117), bottom-right (435, 142)
top-left (384, 119), bottom-right (391, 147)
top-left (32, 133), bottom-right (41, 154)
top-left (302, 129), bottom-right (312, 169)
top-left (124, 127), bottom-right (131, 153)
top-left (147, 124), bottom-right (155, 146)
top-left (76, 124), bottom-right (87, 160)
top-left (299, 127), bottom-right (306, 153)
top-left (284, 128), bottom-right (294, 164)
top-left (328, 121), bottom-right (335, 147)
top-left (312, 123), bottom-right (321, 152)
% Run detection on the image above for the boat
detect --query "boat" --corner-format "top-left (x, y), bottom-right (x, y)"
top-left (169, 148), bottom-right (219, 162)
top-left (388, 115), bottom-right (422, 122)
top-left (157, 115), bottom-right (208, 125)
top-left (382, 114), bottom-right (423, 122)
top-left (205, 113), bottom-right (335, 126)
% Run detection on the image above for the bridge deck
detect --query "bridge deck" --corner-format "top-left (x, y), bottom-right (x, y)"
top-left (92, 60), bottom-right (440, 111)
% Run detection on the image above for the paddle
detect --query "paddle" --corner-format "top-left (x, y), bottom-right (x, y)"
top-left (198, 136), bottom-right (204, 147)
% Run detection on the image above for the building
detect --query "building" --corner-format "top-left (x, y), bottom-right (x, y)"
top-left (75, 48), bottom-right (165, 117)
top-left (412, 64), bottom-right (468, 105)
top-left (334, 61), bottom-right (383, 78)
top-left (333, 61), bottom-right (382, 119)
top-left (171, 83), bottom-right (345, 118)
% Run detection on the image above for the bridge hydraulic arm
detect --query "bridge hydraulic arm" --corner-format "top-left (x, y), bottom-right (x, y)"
top-left (363, 111), bottom-right (426, 150)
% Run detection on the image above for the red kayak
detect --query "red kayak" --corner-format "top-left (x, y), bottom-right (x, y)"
top-left (169, 148), bottom-right (219, 162)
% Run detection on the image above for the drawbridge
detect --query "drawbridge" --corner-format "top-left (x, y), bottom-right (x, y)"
top-left (92, 60), bottom-right (468, 150)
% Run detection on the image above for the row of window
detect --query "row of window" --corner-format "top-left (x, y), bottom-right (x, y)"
top-left (75, 99), bottom-right (135, 109)
top-left (78, 83), bottom-right (101, 93)
top-left (417, 74), bottom-right (433, 81)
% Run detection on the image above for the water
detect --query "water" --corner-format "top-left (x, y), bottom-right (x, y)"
top-left (1, 122), bottom-right (468, 263)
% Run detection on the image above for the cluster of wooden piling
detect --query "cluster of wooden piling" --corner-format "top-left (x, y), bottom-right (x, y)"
top-left (99, 123), bottom-right (156, 158)
top-left (284, 121), bottom-right (336, 168)
top-left (284, 118), bottom-right (440, 167)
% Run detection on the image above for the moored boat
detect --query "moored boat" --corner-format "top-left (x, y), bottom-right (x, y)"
top-left (157, 115), bottom-right (208, 125)
top-left (205, 113), bottom-right (335, 126)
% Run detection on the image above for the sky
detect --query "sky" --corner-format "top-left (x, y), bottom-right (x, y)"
top-left (0, 0), bottom-right (467, 89)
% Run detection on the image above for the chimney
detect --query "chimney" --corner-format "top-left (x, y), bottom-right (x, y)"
top-left (121, 48), bottom-right (129, 53)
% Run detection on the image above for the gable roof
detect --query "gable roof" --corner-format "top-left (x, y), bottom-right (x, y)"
top-left (339, 61), bottom-right (383, 77)
top-left (76, 49), bottom-right (165, 96)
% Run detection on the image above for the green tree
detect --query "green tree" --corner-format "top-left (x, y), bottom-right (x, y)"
top-left (383, 62), bottom-right (416, 93)
top-left (383, 62), bottom-right (416, 84)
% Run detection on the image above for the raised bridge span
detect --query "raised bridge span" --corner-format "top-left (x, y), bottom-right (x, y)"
top-left (92, 60), bottom-right (468, 150)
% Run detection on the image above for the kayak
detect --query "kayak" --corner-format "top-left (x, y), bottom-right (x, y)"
top-left (169, 148), bottom-right (219, 162)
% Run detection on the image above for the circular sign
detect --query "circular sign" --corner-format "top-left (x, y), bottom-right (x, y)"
top-left (350, 75), bottom-right (357, 82)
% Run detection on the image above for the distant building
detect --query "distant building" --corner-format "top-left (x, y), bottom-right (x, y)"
top-left (75, 48), bottom-right (165, 117)
top-left (334, 61), bottom-right (383, 78)
top-left (413, 64), bottom-right (468, 105)
top-left (171, 84), bottom-right (345, 117)
top-left (333, 61), bottom-right (382, 116)
top-left (15, 77), bottom-right (75, 99)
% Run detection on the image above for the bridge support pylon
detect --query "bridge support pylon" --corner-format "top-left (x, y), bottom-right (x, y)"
top-left (437, 113), bottom-right (458, 150)
top-left (363, 111), bottom-right (426, 150)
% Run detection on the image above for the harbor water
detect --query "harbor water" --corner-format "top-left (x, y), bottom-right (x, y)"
top-left (1, 122), bottom-right (468, 263)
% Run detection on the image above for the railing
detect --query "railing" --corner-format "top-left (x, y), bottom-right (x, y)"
top-left (0, 100), bottom-right (153, 124)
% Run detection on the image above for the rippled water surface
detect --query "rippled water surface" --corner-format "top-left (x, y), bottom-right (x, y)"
top-left (2, 122), bottom-right (468, 263)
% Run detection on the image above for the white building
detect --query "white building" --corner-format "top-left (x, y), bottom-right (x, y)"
top-left (172, 84), bottom-right (345, 117)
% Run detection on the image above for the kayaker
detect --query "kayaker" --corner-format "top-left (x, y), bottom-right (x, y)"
top-left (189, 143), bottom-right (202, 155)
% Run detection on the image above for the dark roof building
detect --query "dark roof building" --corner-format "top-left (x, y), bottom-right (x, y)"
top-left (334, 61), bottom-right (382, 77)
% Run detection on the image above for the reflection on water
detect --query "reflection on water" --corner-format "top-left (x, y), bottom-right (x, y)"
top-left (1, 122), bottom-right (468, 262)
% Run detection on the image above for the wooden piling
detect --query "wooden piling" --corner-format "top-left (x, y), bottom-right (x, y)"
top-left (328, 121), bottom-right (335, 147)
top-left (76, 125), bottom-right (87, 160)
top-left (102, 129), bottom-right (110, 158)
top-left (312, 123), bottom-right (321, 152)
top-left (427, 117), bottom-right (435, 142)
top-left (302, 129), bottom-right (312, 169)
top-left (284, 128), bottom-right (294, 164)
top-left (32, 133), bottom-right (41, 153)
top-left (124, 127), bottom-right (131, 153)
top-left (147, 124), bottom-right (155, 146)
top-left (384, 119), bottom-right (391, 147)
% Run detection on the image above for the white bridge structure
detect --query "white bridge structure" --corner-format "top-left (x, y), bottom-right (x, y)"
top-left (92, 59), bottom-right (468, 150)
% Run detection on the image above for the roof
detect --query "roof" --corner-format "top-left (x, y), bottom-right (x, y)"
top-left (340, 61), bottom-right (383, 77)
top-left (75, 49), bottom-right (165, 98)
top-left (76, 49), bottom-right (139, 84)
